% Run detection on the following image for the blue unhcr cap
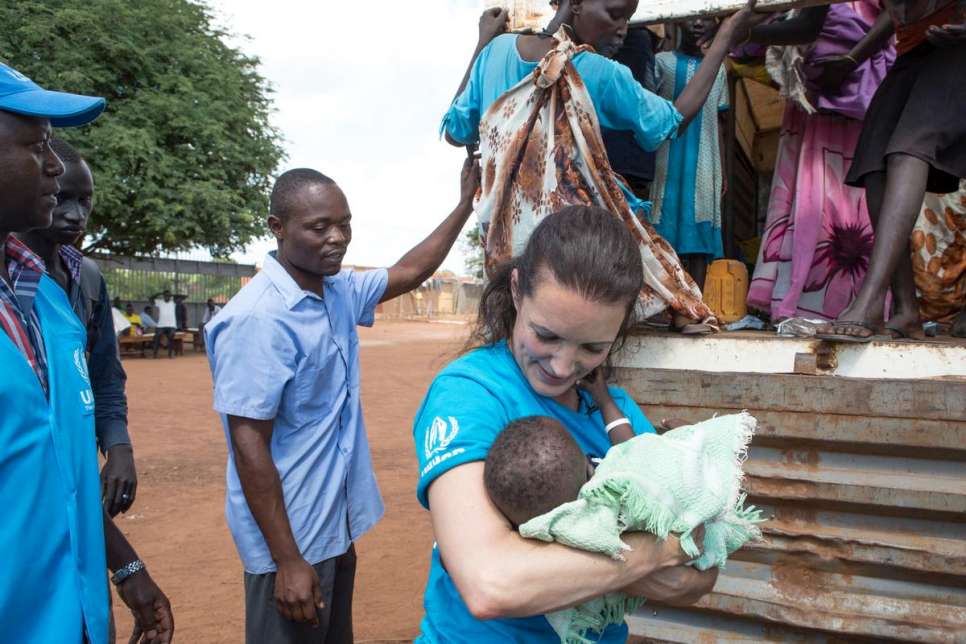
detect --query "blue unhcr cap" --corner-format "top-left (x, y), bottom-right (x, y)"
top-left (0, 62), bottom-right (105, 127)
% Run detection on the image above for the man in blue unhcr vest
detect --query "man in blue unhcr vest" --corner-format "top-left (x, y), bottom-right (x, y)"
top-left (0, 63), bottom-right (172, 643)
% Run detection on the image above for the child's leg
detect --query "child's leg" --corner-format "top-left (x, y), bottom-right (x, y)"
top-left (684, 255), bottom-right (708, 294)
top-left (828, 153), bottom-right (930, 338)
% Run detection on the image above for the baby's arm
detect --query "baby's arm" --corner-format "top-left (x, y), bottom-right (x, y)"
top-left (580, 368), bottom-right (636, 445)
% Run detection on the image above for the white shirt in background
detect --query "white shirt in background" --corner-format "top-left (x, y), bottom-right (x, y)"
top-left (154, 299), bottom-right (177, 328)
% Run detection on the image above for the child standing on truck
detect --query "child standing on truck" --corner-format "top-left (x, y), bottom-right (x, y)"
top-left (650, 17), bottom-right (730, 292)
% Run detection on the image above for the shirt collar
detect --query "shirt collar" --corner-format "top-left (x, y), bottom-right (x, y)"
top-left (4, 235), bottom-right (46, 274)
top-left (57, 244), bottom-right (84, 282)
top-left (262, 251), bottom-right (329, 310)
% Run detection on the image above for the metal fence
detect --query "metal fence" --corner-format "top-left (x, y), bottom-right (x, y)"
top-left (615, 366), bottom-right (966, 643)
top-left (93, 254), bottom-right (257, 305)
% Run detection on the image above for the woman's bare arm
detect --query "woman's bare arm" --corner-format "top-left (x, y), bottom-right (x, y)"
top-left (445, 8), bottom-right (510, 147)
top-left (427, 462), bottom-right (716, 619)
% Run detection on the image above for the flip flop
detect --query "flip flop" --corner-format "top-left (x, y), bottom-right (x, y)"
top-left (678, 323), bottom-right (716, 336)
top-left (815, 321), bottom-right (887, 344)
top-left (885, 326), bottom-right (947, 344)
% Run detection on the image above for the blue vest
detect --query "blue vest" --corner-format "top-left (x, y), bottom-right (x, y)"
top-left (0, 276), bottom-right (109, 643)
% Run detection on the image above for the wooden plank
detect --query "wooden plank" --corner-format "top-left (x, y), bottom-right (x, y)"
top-left (488, 0), bottom-right (846, 31)
top-left (638, 405), bottom-right (966, 453)
top-left (613, 368), bottom-right (966, 421)
top-left (734, 79), bottom-right (756, 160)
top-left (631, 0), bottom-right (843, 24)
top-left (753, 128), bottom-right (781, 174)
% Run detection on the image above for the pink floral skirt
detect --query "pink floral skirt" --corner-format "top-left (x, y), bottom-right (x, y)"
top-left (748, 105), bottom-right (874, 321)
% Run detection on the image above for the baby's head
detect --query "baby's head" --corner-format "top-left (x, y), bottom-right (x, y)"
top-left (484, 416), bottom-right (589, 527)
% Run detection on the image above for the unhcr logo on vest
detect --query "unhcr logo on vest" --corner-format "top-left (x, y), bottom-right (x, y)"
top-left (74, 348), bottom-right (95, 414)
top-left (73, 347), bottom-right (90, 384)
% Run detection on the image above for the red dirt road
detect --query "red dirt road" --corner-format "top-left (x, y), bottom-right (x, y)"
top-left (111, 321), bottom-right (468, 643)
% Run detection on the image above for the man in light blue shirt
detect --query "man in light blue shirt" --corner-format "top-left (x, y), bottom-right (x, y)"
top-left (207, 159), bottom-right (479, 644)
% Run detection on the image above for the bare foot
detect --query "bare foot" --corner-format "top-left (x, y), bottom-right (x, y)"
top-left (816, 319), bottom-right (879, 341)
top-left (884, 308), bottom-right (924, 340)
top-left (817, 297), bottom-right (888, 342)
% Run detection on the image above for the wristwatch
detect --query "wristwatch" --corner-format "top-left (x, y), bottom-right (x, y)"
top-left (111, 559), bottom-right (146, 586)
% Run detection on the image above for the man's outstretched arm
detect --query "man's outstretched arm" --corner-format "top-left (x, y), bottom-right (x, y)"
top-left (381, 157), bottom-right (480, 303)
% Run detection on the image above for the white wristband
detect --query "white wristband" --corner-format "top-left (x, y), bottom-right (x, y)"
top-left (605, 418), bottom-right (631, 434)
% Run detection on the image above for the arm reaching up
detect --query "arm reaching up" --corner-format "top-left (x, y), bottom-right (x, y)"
top-left (381, 157), bottom-right (481, 302)
top-left (445, 8), bottom-right (510, 147)
top-left (675, 0), bottom-right (769, 131)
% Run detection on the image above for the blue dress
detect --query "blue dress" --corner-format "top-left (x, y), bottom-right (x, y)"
top-left (443, 34), bottom-right (683, 216)
top-left (650, 51), bottom-right (730, 258)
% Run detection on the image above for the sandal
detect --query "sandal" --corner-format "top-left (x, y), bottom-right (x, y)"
top-left (678, 323), bottom-right (716, 336)
top-left (815, 320), bottom-right (887, 344)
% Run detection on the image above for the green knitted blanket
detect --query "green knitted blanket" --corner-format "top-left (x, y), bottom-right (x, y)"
top-left (519, 412), bottom-right (764, 644)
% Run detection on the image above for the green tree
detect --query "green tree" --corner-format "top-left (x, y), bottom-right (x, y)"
top-left (462, 225), bottom-right (485, 280)
top-left (0, 0), bottom-right (285, 257)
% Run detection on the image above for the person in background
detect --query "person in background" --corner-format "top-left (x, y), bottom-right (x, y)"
top-left (206, 157), bottom-right (480, 644)
top-left (601, 25), bottom-right (661, 201)
top-left (202, 297), bottom-right (221, 325)
top-left (0, 61), bottom-right (172, 644)
top-left (18, 137), bottom-right (138, 517)
top-left (174, 294), bottom-right (188, 331)
top-left (745, 1), bottom-right (895, 323)
top-left (821, 0), bottom-right (966, 340)
top-left (650, 17), bottom-right (731, 291)
top-left (198, 298), bottom-right (221, 348)
top-left (124, 301), bottom-right (145, 335)
top-left (148, 288), bottom-right (177, 358)
top-left (112, 298), bottom-right (131, 337)
top-left (141, 304), bottom-right (158, 330)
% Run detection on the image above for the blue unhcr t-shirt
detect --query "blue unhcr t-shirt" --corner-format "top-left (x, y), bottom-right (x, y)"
top-left (413, 341), bottom-right (655, 643)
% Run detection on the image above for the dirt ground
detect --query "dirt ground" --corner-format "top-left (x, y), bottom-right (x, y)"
top-left (111, 320), bottom-right (469, 643)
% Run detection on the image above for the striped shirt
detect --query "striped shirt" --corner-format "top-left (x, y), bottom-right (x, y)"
top-left (0, 236), bottom-right (48, 394)
top-left (58, 244), bottom-right (83, 283)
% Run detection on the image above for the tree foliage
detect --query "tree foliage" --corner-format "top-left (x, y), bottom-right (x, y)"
top-left (462, 225), bottom-right (485, 280)
top-left (0, 0), bottom-right (285, 257)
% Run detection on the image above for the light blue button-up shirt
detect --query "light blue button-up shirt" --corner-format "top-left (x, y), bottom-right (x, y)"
top-left (206, 253), bottom-right (388, 574)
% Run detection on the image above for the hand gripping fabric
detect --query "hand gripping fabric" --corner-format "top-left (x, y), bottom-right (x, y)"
top-left (519, 412), bottom-right (764, 644)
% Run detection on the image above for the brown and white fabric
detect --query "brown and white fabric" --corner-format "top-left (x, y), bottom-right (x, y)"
top-left (475, 28), bottom-right (713, 322)
top-left (911, 180), bottom-right (966, 323)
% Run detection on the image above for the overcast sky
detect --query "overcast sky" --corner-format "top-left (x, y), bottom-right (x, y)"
top-left (208, 0), bottom-right (483, 273)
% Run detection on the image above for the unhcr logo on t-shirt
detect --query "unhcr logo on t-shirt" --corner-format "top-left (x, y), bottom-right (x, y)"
top-left (424, 416), bottom-right (460, 460)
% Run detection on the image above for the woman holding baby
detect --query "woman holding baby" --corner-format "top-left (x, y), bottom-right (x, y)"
top-left (410, 206), bottom-right (716, 642)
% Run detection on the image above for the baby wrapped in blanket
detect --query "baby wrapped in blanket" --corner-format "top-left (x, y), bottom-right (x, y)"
top-left (483, 412), bottom-right (763, 644)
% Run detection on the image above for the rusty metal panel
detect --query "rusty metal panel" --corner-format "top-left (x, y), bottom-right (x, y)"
top-left (616, 367), bottom-right (966, 642)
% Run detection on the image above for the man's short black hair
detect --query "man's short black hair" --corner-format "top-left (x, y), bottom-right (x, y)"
top-left (484, 416), bottom-right (587, 527)
top-left (50, 137), bottom-right (83, 164)
top-left (270, 168), bottom-right (336, 221)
